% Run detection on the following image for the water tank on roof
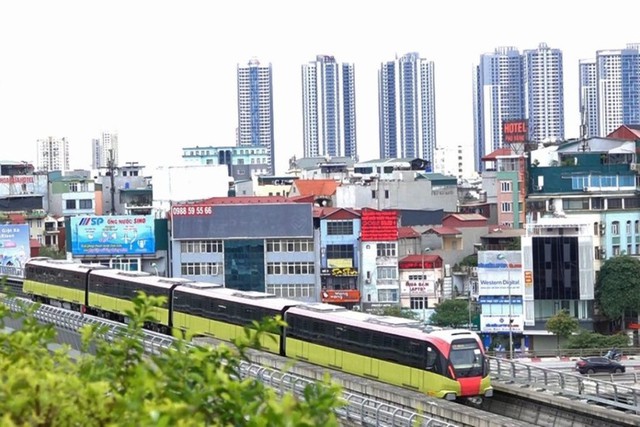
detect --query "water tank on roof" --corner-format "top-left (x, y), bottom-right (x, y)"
top-left (124, 182), bottom-right (130, 189)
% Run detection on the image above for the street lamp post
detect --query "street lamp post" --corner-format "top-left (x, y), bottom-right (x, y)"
top-left (497, 253), bottom-right (513, 359)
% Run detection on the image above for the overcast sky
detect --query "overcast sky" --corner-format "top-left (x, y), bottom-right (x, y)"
top-left (0, 1), bottom-right (638, 174)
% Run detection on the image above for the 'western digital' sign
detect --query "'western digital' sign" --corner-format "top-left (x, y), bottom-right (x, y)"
top-left (70, 215), bottom-right (155, 255)
top-left (502, 119), bottom-right (528, 144)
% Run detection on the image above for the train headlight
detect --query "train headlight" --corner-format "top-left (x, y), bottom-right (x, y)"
top-left (444, 392), bottom-right (457, 401)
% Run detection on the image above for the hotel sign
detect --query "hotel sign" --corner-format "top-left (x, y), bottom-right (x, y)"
top-left (502, 119), bottom-right (528, 144)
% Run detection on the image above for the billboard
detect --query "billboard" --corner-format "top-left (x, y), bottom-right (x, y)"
top-left (0, 224), bottom-right (30, 269)
top-left (502, 119), bottom-right (528, 144)
top-left (171, 203), bottom-right (313, 239)
top-left (481, 314), bottom-right (524, 333)
top-left (70, 215), bottom-right (155, 255)
top-left (361, 209), bottom-right (397, 242)
top-left (477, 251), bottom-right (522, 296)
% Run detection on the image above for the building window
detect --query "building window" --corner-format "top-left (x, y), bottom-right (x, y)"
top-left (69, 183), bottom-right (78, 192)
top-left (612, 245), bottom-right (621, 256)
top-left (326, 221), bottom-right (354, 236)
top-left (181, 240), bottom-right (223, 253)
top-left (500, 181), bottom-right (512, 192)
top-left (376, 243), bottom-right (396, 257)
top-left (180, 262), bottom-right (223, 276)
top-left (385, 190), bottom-right (390, 199)
top-left (266, 283), bottom-right (314, 299)
top-left (500, 202), bottom-right (513, 213)
top-left (79, 199), bottom-right (92, 209)
top-left (378, 289), bottom-right (398, 303)
top-left (371, 190), bottom-right (377, 199)
top-left (627, 221), bottom-right (632, 235)
top-left (325, 244), bottom-right (354, 260)
top-left (266, 239), bottom-right (313, 252)
top-left (636, 220), bottom-right (640, 234)
top-left (65, 200), bottom-right (77, 209)
top-left (410, 297), bottom-right (427, 310)
top-left (266, 262), bottom-right (315, 275)
top-left (611, 221), bottom-right (620, 235)
top-left (377, 266), bottom-right (397, 279)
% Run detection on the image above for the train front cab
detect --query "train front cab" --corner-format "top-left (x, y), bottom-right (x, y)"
top-left (284, 305), bottom-right (492, 400)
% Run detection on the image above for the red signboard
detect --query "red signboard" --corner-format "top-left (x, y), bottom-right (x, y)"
top-left (360, 209), bottom-right (398, 242)
top-left (321, 289), bottom-right (361, 303)
top-left (502, 119), bottom-right (528, 144)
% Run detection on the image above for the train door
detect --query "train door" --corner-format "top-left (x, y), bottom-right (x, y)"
top-left (406, 341), bottom-right (423, 390)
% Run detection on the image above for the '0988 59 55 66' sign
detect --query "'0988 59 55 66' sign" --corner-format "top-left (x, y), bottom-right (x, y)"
top-left (171, 204), bottom-right (213, 216)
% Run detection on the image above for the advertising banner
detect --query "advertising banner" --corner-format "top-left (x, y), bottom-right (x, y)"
top-left (477, 251), bottom-right (522, 296)
top-left (480, 313), bottom-right (524, 333)
top-left (0, 224), bottom-right (30, 269)
top-left (70, 215), bottom-right (155, 255)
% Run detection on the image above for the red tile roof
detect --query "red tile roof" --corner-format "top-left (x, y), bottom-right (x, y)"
top-left (293, 179), bottom-right (339, 197)
top-left (400, 254), bottom-right (442, 264)
top-left (481, 147), bottom-right (511, 161)
top-left (445, 213), bottom-right (487, 222)
top-left (313, 206), bottom-right (360, 219)
top-left (425, 226), bottom-right (461, 236)
top-left (9, 213), bottom-right (25, 223)
top-left (397, 226), bottom-right (419, 239)
top-left (201, 196), bottom-right (291, 204)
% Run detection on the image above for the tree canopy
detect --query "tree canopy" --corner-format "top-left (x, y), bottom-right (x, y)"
top-left (429, 299), bottom-right (470, 328)
top-left (0, 292), bottom-right (343, 426)
top-left (545, 309), bottom-right (579, 350)
top-left (596, 255), bottom-right (640, 331)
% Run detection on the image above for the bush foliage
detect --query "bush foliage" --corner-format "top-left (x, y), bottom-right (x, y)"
top-left (0, 291), bottom-right (343, 426)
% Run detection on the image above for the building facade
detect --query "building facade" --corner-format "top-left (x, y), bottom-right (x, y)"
top-left (302, 55), bottom-right (357, 159)
top-left (378, 52), bottom-right (436, 166)
top-left (579, 44), bottom-right (640, 138)
top-left (237, 58), bottom-right (275, 174)
top-left (182, 145), bottom-right (271, 181)
top-left (92, 132), bottom-right (119, 169)
top-left (37, 136), bottom-right (70, 172)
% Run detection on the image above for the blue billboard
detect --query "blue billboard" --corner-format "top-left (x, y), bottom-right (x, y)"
top-left (70, 215), bottom-right (155, 255)
top-left (0, 224), bottom-right (30, 268)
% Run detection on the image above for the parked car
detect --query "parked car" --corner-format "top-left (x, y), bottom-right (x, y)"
top-left (575, 357), bottom-right (626, 374)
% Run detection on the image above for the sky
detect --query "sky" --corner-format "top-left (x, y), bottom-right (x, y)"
top-left (0, 1), bottom-right (638, 175)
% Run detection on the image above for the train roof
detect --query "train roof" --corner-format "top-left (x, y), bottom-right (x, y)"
top-left (174, 285), bottom-right (302, 311)
top-left (286, 304), bottom-right (479, 344)
top-left (26, 258), bottom-right (108, 273)
top-left (89, 268), bottom-right (195, 290)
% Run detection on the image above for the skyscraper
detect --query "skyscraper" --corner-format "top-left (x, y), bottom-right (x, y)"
top-left (301, 55), bottom-right (357, 159)
top-left (473, 47), bottom-right (525, 173)
top-left (237, 58), bottom-right (275, 174)
top-left (92, 132), bottom-right (119, 169)
top-left (36, 136), bottom-right (70, 172)
top-left (579, 44), bottom-right (640, 137)
top-left (578, 59), bottom-right (598, 138)
top-left (523, 43), bottom-right (564, 143)
top-left (378, 52), bottom-right (436, 165)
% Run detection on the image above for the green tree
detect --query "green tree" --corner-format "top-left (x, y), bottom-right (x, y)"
top-left (37, 246), bottom-right (66, 259)
top-left (429, 299), bottom-right (469, 328)
top-left (567, 329), bottom-right (629, 350)
top-left (0, 292), bottom-right (343, 426)
top-left (545, 309), bottom-right (579, 352)
top-left (372, 305), bottom-right (419, 320)
top-left (597, 255), bottom-right (640, 332)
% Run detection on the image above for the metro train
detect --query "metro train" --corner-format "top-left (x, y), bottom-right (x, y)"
top-left (22, 258), bottom-right (493, 400)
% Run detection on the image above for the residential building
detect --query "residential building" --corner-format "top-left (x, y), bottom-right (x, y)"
top-left (302, 55), bottom-right (357, 159)
top-left (579, 44), bottom-right (640, 137)
top-left (92, 132), bottom-right (119, 169)
top-left (523, 43), bottom-right (564, 143)
top-left (317, 207), bottom-right (362, 309)
top-left (182, 145), bottom-right (271, 181)
top-left (237, 58), bottom-right (275, 174)
top-left (36, 136), bottom-right (70, 172)
top-left (378, 52), bottom-right (436, 166)
top-left (474, 44), bottom-right (563, 172)
top-left (92, 162), bottom-right (151, 216)
top-left (170, 198), bottom-right (317, 301)
top-left (398, 253), bottom-right (444, 318)
top-left (481, 147), bottom-right (527, 229)
top-left (47, 170), bottom-right (97, 218)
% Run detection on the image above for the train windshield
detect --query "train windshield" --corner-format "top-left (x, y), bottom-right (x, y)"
top-left (449, 340), bottom-right (485, 378)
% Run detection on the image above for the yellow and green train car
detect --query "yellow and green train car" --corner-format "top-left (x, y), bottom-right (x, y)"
top-left (283, 304), bottom-right (493, 400)
top-left (23, 258), bottom-right (107, 309)
top-left (86, 269), bottom-right (189, 332)
top-left (172, 286), bottom-right (299, 354)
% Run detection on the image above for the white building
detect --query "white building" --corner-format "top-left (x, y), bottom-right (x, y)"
top-left (92, 131), bottom-right (119, 169)
top-left (36, 136), bottom-right (70, 172)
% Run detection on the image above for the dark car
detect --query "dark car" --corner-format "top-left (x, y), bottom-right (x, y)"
top-left (575, 357), bottom-right (626, 374)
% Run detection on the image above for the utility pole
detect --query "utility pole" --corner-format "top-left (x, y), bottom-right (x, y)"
top-left (108, 149), bottom-right (116, 215)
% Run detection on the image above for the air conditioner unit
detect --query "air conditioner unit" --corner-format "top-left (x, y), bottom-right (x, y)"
top-left (365, 279), bottom-right (371, 284)
top-left (600, 229), bottom-right (606, 236)
top-left (630, 163), bottom-right (639, 172)
top-left (582, 187), bottom-right (589, 192)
